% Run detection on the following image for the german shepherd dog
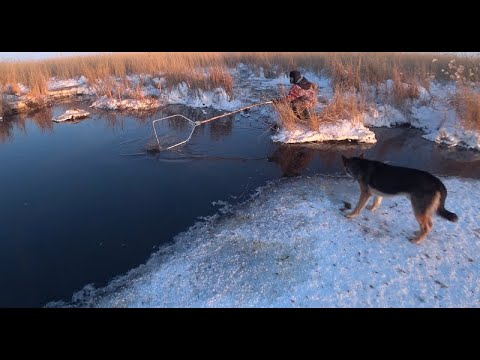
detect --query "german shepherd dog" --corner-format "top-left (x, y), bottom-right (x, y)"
top-left (342, 155), bottom-right (458, 244)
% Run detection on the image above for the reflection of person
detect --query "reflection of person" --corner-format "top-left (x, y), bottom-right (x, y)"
top-left (273, 70), bottom-right (318, 120)
top-left (268, 145), bottom-right (314, 177)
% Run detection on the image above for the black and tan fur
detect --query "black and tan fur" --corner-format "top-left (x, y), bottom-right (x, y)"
top-left (342, 155), bottom-right (458, 244)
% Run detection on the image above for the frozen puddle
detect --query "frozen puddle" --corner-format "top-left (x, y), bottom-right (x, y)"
top-left (50, 176), bottom-right (480, 308)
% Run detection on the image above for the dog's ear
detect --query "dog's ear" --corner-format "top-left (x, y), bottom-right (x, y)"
top-left (359, 153), bottom-right (365, 159)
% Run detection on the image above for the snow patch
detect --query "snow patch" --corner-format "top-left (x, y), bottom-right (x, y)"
top-left (52, 108), bottom-right (91, 122)
top-left (423, 127), bottom-right (480, 151)
top-left (91, 96), bottom-right (161, 111)
top-left (364, 105), bottom-right (409, 127)
top-left (272, 120), bottom-right (376, 144)
top-left (162, 83), bottom-right (244, 111)
top-left (48, 77), bottom-right (88, 91)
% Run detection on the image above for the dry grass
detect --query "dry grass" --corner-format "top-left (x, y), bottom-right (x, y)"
top-left (391, 65), bottom-right (421, 107)
top-left (208, 66), bottom-right (234, 99)
top-left (328, 55), bottom-right (363, 91)
top-left (0, 53), bottom-right (236, 100)
top-left (314, 87), bottom-right (365, 128)
top-left (0, 93), bottom-right (13, 117)
top-left (272, 101), bottom-right (302, 132)
top-left (455, 86), bottom-right (480, 131)
top-left (273, 86), bottom-right (365, 132)
top-left (1, 52), bottom-right (480, 120)
top-left (2, 52), bottom-right (479, 93)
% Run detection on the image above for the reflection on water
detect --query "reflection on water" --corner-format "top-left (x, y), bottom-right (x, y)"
top-left (1, 104), bottom-right (72, 142)
top-left (32, 107), bottom-right (54, 133)
top-left (366, 128), bottom-right (480, 178)
top-left (98, 111), bottom-right (125, 131)
top-left (268, 145), bottom-right (315, 177)
top-left (1, 112), bottom-right (26, 143)
top-left (0, 101), bottom-right (479, 307)
top-left (0, 120), bottom-right (13, 143)
top-left (210, 118), bottom-right (233, 141)
top-left (268, 128), bottom-right (480, 179)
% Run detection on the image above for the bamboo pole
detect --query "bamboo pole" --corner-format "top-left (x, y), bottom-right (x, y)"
top-left (196, 101), bottom-right (273, 125)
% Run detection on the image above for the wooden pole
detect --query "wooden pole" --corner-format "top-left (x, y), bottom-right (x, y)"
top-left (197, 101), bottom-right (273, 125)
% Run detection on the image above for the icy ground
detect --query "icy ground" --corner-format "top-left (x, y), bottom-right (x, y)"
top-left (49, 175), bottom-right (480, 308)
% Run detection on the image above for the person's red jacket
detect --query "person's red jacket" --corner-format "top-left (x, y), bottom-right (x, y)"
top-left (286, 83), bottom-right (318, 108)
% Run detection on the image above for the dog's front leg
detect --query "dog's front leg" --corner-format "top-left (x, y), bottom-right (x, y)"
top-left (346, 185), bottom-right (371, 219)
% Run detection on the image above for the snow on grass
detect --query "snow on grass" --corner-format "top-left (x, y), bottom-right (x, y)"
top-left (162, 82), bottom-right (244, 111)
top-left (364, 105), bottom-right (409, 128)
top-left (377, 79), bottom-right (431, 103)
top-left (90, 96), bottom-right (161, 111)
top-left (423, 125), bottom-right (480, 151)
top-left (240, 69), bottom-right (370, 144)
top-left (272, 120), bottom-right (376, 144)
top-left (408, 84), bottom-right (480, 151)
top-left (364, 80), bottom-right (480, 151)
top-left (48, 76), bottom-right (88, 91)
top-left (49, 175), bottom-right (480, 308)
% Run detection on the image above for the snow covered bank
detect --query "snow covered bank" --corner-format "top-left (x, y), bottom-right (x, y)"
top-left (90, 96), bottom-right (161, 111)
top-left (410, 104), bottom-right (480, 151)
top-left (160, 83), bottom-right (244, 111)
top-left (365, 81), bottom-right (480, 151)
top-left (1, 76), bottom-right (94, 116)
top-left (50, 175), bottom-right (480, 308)
top-left (364, 105), bottom-right (409, 128)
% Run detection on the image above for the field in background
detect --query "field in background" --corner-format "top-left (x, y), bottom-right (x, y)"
top-left (1, 52), bottom-right (480, 130)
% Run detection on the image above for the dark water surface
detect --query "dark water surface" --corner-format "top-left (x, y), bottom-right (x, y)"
top-left (1, 101), bottom-right (479, 307)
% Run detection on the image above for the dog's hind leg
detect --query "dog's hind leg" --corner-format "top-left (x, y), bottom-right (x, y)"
top-left (367, 196), bottom-right (383, 211)
top-left (410, 193), bottom-right (438, 244)
top-left (411, 213), bottom-right (433, 244)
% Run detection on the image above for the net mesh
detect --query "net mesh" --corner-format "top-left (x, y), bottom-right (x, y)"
top-left (152, 115), bottom-right (197, 150)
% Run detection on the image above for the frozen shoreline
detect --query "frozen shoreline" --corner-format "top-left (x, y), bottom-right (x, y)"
top-left (48, 175), bottom-right (480, 308)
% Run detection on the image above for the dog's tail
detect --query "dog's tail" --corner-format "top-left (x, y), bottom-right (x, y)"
top-left (437, 183), bottom-right (458, 222)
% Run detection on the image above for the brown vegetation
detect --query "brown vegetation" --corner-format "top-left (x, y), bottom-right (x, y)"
top-left (1, 52), bottom-right (478, 96)
top-left (2, 52), bottom-right (480, 129)
top-left (273, 85), bottom-right (365, 132)
top-left (454, 86), bottom-right (480, 131)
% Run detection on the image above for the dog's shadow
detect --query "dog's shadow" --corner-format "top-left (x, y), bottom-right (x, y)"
top-left (316, 176), bottom-right (359, 213)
